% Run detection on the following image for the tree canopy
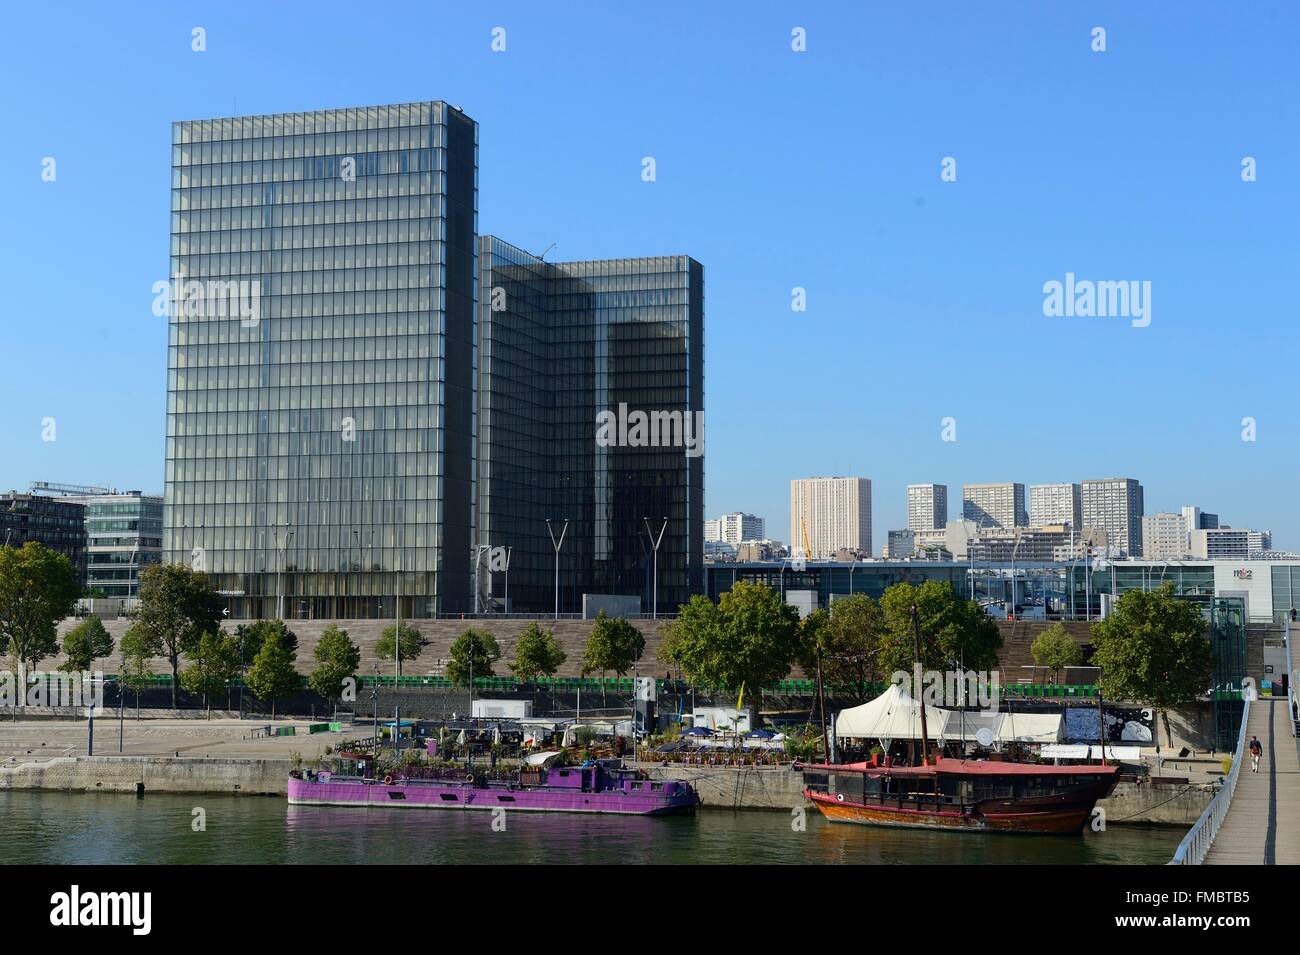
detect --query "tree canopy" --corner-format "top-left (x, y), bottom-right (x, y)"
top-left (1030, 623), bottom-right (1083, 682)
top-left (878, 581), bottom-right (1002, 678)
top-left (245, 627), bottom-right (299, 719)
top-left (179, 631), bottom-right (240, 716)
top-left (234, 619), bottom-right (300, 667)
top-left (1089, 582), bottom-right (1212, 748)
top-left (308, 624), bottom-right (361, 700)
top-left (134, 563), bottom-right (224, 706)
top-left (375, 622), bottom-right (423, 676)
top-left (660, 581), bottom-right (801, 694)
top-left (796, 593), bottom-right (886, 704)
top-left (446, 628), bottom-right (501, 687)
top-left (581, 611), bottom-right (645, 679)
top-left (59, 615), bottom-right (116, 673)
top-left (0, 542), bottom-right (82, 674)
top-left (510, 622), bottom-right (566, 682)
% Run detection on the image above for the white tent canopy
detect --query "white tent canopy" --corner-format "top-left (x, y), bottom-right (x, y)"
top-left (835, 683), bottom-right (1062, 746)
top-left (834, 683), bottom-right (949, 748)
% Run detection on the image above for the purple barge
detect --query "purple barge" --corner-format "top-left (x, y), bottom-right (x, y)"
top-left (288, 760), bottom-right (699, 816)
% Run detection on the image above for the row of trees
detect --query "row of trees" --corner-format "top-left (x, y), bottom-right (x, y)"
top-left (661, 580), bottom-right (1003, 702)
top-left (1, 540), bottom-right (1214, 741)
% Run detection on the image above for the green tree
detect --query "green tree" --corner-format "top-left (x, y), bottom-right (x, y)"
top-left (59, 615), bottom-right (116, 673)
top-left (510, 622), bottom-right (566, 683)
top-left (375, 622), bottom-right (423, 676)
top-left (0, 542), bottom-right (82, 675)
top-left (660, 581), bottom-right (801, 694)
top-left (119, 624), bottom-right (157, 718)
top-left (1030, 623), bottom-right (1083, 683)
top-left (308, 624), bottom-right (361, 701)
top-left (446, 628), bottom-right (501, 687)
top-left (878, 580), bottom-right (1002, 679)
top-left (245, 628), bottom-right (299, 719)
top-left (233, 619), bottom-right (299, 668)
top-left (796, 594), bottom-right (886, 705)
top-left (582, 611), bottom-right (645, 679)
top-left (133, 563), bottom-right (224, 707)
top-left (1089, 582), bottom-right (1213, 749)
top-left (582, 611), bottom-right (647, 705)
top-left (179, 631), bottom-right (240, 717)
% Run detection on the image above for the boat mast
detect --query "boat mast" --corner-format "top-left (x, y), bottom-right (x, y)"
top-left (1097, 685), bottom-right (1107, 767)
top-left (911, 604), bottom-right (930, 767)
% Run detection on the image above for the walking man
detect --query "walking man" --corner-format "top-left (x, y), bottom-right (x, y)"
top-left (1249, 735), bottom-right (1263, 773)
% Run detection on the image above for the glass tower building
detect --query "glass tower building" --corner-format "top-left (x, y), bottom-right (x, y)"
top-left (165, 102), bottom-right (478, 618)
top-left (476, 237), bottom-right (704, 614)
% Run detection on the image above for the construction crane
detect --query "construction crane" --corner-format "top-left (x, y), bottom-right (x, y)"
top-left (801, 517), bottom-right (813, 562)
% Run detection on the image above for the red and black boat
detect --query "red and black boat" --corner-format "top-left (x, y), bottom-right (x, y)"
top-left (798, 757), bottom-right (1120, 834)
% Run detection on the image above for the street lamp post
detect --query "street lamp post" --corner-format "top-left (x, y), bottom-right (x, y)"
top-left (545, 519), bottom-right (569, 621)
top-left (273, 524), bottom-right (294, 620)
top-left (643, 518), bottom-right (667, 619)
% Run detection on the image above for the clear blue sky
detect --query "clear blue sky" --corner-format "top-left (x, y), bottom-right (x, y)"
top-left (2, 1), bottom-right (1296, 548)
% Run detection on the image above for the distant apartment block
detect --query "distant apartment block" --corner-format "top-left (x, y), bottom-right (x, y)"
top-left (1081, 477), bottom-right (1145, 557)
top-left (1142, 512), bottom-right (1188, 560)
top-left (790, 477), bottom-right (872, 559)
top-left (962, 482), bottom-right (1026, 530)
top-left (906, 484), bottom-right (947, 532)
top-left (1191, 527), bottom-right (1272, 560)
top-left (1029, 483), bottom-right (1082, 529)
top-left (965, 524), bottom-right (1074, 562)
top-left (708, 512), bottom-right (764, 546)
top-left (704, 519), bottom-right (723, 542)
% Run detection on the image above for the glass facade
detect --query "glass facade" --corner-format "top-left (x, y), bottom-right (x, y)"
top-left (74, 494), bottom-right (163, 599)
top-left (165, 103), bottom-right (478, 618)
top-left (0, 494), bottom-right (86, 577)
top-left (707, 561), bottom-right (1220, 619)
top-left (476, 237), bottom-right (704, 613)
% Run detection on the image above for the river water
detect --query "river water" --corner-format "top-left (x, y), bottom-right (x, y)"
top-left (0, 790), bottom-right (1180, 864)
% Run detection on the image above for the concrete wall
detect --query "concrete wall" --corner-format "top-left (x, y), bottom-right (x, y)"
top-left (0, 756), bottom-right (290, 795)
top-left (1096, 780), bottom-right (1214, 827)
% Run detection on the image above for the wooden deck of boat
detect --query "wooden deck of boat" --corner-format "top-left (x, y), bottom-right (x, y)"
top-left (1204, 698), bottom-right (1300, 865)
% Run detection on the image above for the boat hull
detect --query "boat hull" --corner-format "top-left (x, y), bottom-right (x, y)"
top-left (805, 789), bottom-right (1095, 834)
top-left (287, 776), bottom-right (698, 816)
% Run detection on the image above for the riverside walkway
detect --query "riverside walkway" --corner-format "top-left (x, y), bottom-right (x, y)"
top-left (1204, 698), bottom-right (1300, 865)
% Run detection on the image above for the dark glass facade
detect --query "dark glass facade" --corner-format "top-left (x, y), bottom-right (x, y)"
top-left (0, 494), bottom-right (86, 577)
top-left (165, 102), bottom-right (478, 618)
top-left (476, 237), bottom-right (704, 614)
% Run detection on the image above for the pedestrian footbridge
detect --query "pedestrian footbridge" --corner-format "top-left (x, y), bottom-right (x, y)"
top-left (1172, 627), bottom-right (1300, 864)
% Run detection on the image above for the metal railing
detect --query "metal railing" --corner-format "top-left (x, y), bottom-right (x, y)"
top-left (1288, 620), bottom-right (1296, 739)
top-left (1169, 695), bottom-right (1251, 865)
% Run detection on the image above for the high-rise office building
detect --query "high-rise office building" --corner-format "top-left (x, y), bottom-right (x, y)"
top-left (703, 519), bottom-right (723, 543)
top-left (164, 102), bottom-right (479, 617)
top-left (476, 237), bottom-right (704, 615)
top-left (1029, 483), bottom-right (1082, 529)
top-left (906, 484), bottom-right (947, 532)
top-left (962, 482), bottom-right (1026, 530)
top-left (790, 477), bottom-right (872, 558)
top-left (1081, 477), bottom-right (1144, 556)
